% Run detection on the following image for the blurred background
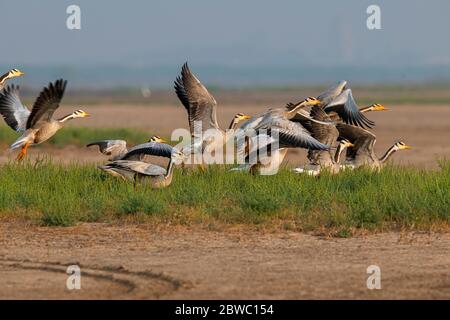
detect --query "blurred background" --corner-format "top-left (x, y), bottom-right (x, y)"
top-left (2, 0), bottom-right (450, 89)
top-left (0, 0), bottom-right (449, 168)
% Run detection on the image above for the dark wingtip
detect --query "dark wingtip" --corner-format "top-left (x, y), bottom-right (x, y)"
top-left (181, 62), bottom-right (190, 77)
top-left (174, 75), bottom-right (183, 90)
top-left (361, 115), bottom-right (375, 129)
top-left (86, 141), bottom-right (102, 148)
top-left (174, 73), bottom-right (190, 111)
top-left (58, 78), bottom-right (68, 92)
top-left (0, 84), bottom-right (14, 97)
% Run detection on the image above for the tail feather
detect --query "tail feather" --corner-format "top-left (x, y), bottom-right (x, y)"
top-left (10, 135), bottom-right (33, 150)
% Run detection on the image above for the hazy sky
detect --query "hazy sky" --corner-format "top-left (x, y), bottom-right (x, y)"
top-left (2, 0), bottom-right (450, 68)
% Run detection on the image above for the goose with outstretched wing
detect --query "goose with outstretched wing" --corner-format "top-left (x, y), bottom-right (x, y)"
top-left (336, 123), bottom-right (412, 170)
top-left (100, 142), bottom-right (184, 188)
top-left (0, 79), bottom-right (89, 161)
top-left (87, 136), bottom-right (166, 161)
top-left (232, 97), bottom-right (332, 174)
top-left (293, 105), bottom-right (355, 175)
top-left (315, 80), bottom-right (378, 129)
top-left (174, 63), bottom-right (251, 167)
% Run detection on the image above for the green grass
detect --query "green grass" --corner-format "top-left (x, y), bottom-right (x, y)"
top-left (0, 160), bottom-right (449, 235)
top-left (0, 126), bottom-right (154, 148)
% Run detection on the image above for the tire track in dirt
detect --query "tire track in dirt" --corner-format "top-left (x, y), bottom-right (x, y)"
top-left (0, 258), bottom-right (191, 299)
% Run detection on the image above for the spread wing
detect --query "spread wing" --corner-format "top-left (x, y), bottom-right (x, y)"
top-left (336, 123), bottom-right (376, 159)
top-left (317, 80), bottom-right (347, 106)
top-left (261, 118), bottom-right (330, 150)
top-left (305, 106), bottom-right (339, 163)
top-left (123, 142), bottom-right (175, 160)
top-left (174, 62), bottom-right (219, 137)
top-left (324, 89), bottom-right (374, 129)
top-left (308, 105), bottom-right (339, 145)
top-left (27, 79), bottom-right (67, 129)
top-left (290, 108), bottom-right (335, 128)
top-left (86, 140), bottom-right (128, 158)
top-left (106, 160), bottom-right (167, 176)
top-left (0, 84), bottom-right (31, 132)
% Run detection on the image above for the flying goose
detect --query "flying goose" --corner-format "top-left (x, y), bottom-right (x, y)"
top-left (336, 123), bottom-right (412, 170)
top-left (231, 97), bottom-right (331, 174)
top-left (313, 80), bottom-right (376, 129)
top-left (0, 79), bottom-right (89, 161)
top-left (174, 63), bottom-right (251, 167)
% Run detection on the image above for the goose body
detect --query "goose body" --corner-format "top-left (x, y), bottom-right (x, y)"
top-left (0, 80), bottom-right (89, 160)
top-left (100, 142), bottom-right (184, 188)
top-left (293, 138), bottom-right (354, 175)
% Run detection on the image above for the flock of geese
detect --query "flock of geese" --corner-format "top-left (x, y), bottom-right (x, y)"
top-left (0, 64), bottom-right (412, 188)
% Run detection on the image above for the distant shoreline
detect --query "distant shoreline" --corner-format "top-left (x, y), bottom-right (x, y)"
top-left (2, 64), bottom-right (450, 90)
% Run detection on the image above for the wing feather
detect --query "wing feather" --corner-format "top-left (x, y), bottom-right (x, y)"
top-left (27, 79), bottom-right (67, 129)
top-left (0, 84), bottom-right (30, 132)
top-left (174, 63), bottom-right (219, 136)
top-left (317, 80), bottom-right (347, 106)
top-left (86, 140), bottom-right (128, 158)
top-left (308, 105), bottom-right (339, 144)
top-left (123, 142), bottom-right (175, 159)
top-left (336, 123), bottom-right (376, 159)
top-left (263, 119), bottom-right (330, 150)
top-left (324, 89), bottom-right (375, 129)
top-left (107, 160), bottom-right (167, 176)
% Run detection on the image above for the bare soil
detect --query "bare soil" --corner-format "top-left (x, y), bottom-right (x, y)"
top-left (0, 222), bottom-right (449, 299)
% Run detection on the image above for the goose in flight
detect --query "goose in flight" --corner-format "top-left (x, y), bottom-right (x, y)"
top-left (0, 80), bottom-right (89, 161)
top-left (174, 63), bottom-right (251, 167)
top-left (314, 80), bottom-right (376, 129)
top-left (293, 139), bottom-right (355, 176)
top-left (231, 97), bottom-right (331, 174)
top-left (336, 123), bottom-right (412, 170)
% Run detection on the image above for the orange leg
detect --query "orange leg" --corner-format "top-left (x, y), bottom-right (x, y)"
top-left (16, 143), bottom-right (30, 162)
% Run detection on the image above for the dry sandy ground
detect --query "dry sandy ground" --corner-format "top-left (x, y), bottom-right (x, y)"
top-left (0, 222), bottom-right (449, 300)
top-left (1, 103), bottom-right (449, 169)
